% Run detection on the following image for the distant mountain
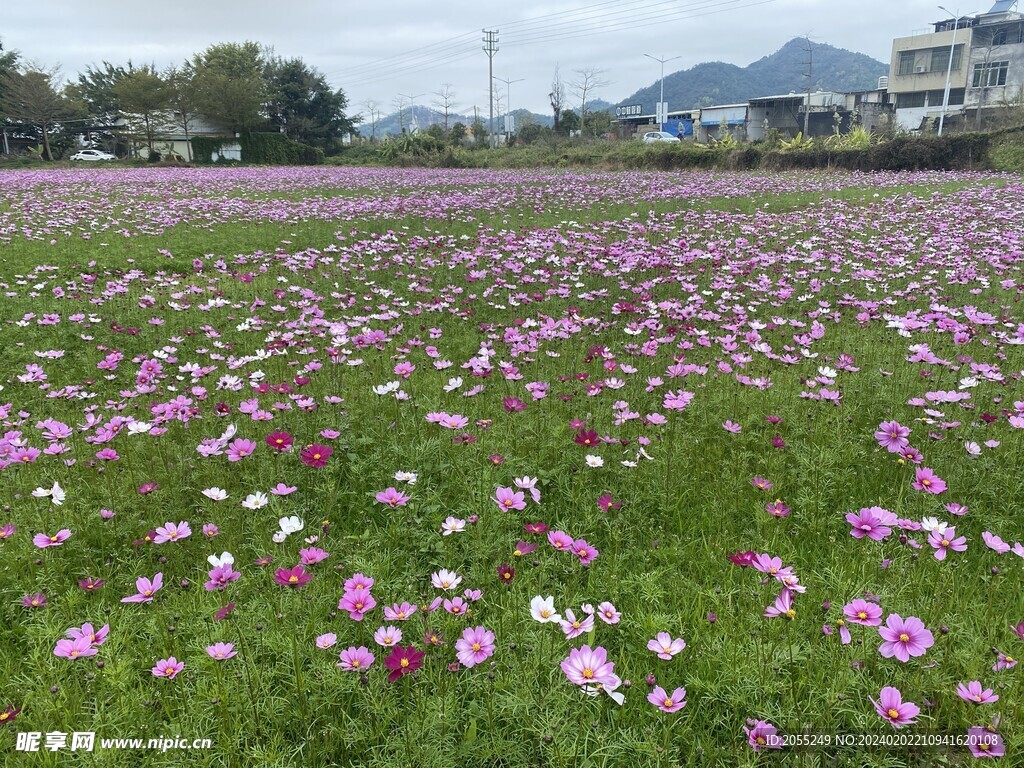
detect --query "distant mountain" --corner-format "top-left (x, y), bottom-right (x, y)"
top-left (618, 38), bottom-right (889, 113)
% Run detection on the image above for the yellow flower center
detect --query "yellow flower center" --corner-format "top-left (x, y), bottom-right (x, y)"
top-left (941, 539), bottom-right (949, 547)
top-left (352, 660), bottom-right (361, 668)
top-left (785, 608), bottom-right (796, 618)
top-left (288, 575), bottom-right (298, 583)
top-left (664, 699), bottom-right (673, 707)
top-left (472, 643), bottom-right (481, 651)
top-left (899, 633), bottom-right (910, 642)
top-left (400, 658), bottom-right (409, 668)
top-left (165, 668), bottom-right (174, 676)
top-left (582, 668), bottom-right (594, 679)
top-left (540, 609), bottom-right (550, 618)
top-left (70, 650), bottom-right (79, 657)
top-left (888, 709), bottom-right (900, 720)
top-left (572, 621), bottom-right (581, 629)
top-left (858, 611), bottom-right (867, 620)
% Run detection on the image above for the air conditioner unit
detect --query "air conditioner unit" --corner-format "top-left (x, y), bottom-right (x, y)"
top-left (915, 66), bottom-right (927, 73)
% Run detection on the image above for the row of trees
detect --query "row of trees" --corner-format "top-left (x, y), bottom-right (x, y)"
top-left (0, 40), bottom-right (354, 160)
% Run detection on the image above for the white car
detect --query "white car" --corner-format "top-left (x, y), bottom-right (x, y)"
top-left (641, 131), bottom-right (679, 143)
top-left (70, 149), bottom-right (117, 162)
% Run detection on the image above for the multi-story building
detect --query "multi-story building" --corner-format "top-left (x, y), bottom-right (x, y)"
top-left (889, 1), bottom-right (1023, 130)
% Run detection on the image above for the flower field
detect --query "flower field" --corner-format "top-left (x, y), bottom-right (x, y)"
top-left (0, 166), bottom-right (1021, 767)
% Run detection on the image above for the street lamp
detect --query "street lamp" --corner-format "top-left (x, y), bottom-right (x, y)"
top-left (937, 6), bottom-right (959, 136)
top-left (644, 53), bottom-right (681, 128)
top-left (494, 76), bottom-right (524, 139)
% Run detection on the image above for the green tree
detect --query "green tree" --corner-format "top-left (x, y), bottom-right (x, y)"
top-left (165, 64), bottom-right (200, 161)
top-left (0, 65), bottom-right (74, 160)
top-left (264, 56), bottom-right (352, 151)
top-left (192, 42), bottom-right (266, 133)
top-left (449, 122), bottom-right (467, 145)
top-left (471, 118), bottom-right (486, 146)
top-left (114, 65), bottom-right (169, 153)
top-left (67, 61), bottom-right (128, 125)
top-left (559, 108), bottom-right (580, 136)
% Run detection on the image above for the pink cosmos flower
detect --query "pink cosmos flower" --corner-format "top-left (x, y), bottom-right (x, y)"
top-left (912, 467), bottom-right (947, 494)
top-left (647, 632), bottom-right (686, 660)
top-left (596, 602), bottom-right (620, 624)
top-left (846, 506), bottom-right (897, 541)
top-left (443, 597), bottom-right (468, 615)
top-left (153, 521), bottom-right (191, 543)
top-left (764, 589), bottom-right (796, 619)
top-left (226, 438), bottom-right (257, 461)
top-left (765, 500), bottom-right (791, 518)
top-left (274, 565), bottom-right (313, 588)
top-left (121, 573), bottom-right (163, 603)
top-left (750, 476), bottom-right (773, 490)
top-left (54, 636), bottom-right (98, 660)
top-left (560, 609), bottom-right (595, 639)
top-left (548, 530), bottom-right (574, 552)
top-left (384, 602), bottom-right (418, 621)
top-left (206, 642), bottom-right (237, 660)
top-left (152, 657), bottom-right (184, 679)
top-left (455, 626), bottom-right (496, 668)
top-left (269, 483), bottom-right (297, 495)
top-left (878, 614), bottom-right (934, 662)
top-left (492, 486), bottom-right (526, 512)
top-left (982, 531), bottom-right (1011, 554)
top-left (573, 539), bottom-right (599, 565)
top-left (316, 633), bottom-right (337, 649)
top-left (299, 547), bottom-right (329, 565)
top-left (67, 623), bottom-right (109, 646)
top-left (967, 726), bottom-right (1005, 758)
top-left (874, 420), bottom-right (910, 453)
top-left (744, 720), bottom-right (781, 751)
top-left (872, 686), bottom-right (919, 728)
top-left (956, 681), bottom-right (998, 704)
top-left (992, 650), bottom-right (1016, 671)
top-left (561, 645), bottom-right (617, 687)
top-left (928, 526), bottom-right (967, 560)
top-left (338, 588), bottom-right (376, 621)
top-left (33, 529), bottom-right (71, 548)
top-left (22, 593), bottom-right (46, 608)
top-left (844, 599), bottom-right (882, 626)
top-left (300, 444), bottom-right (332, 468)
top-left (648, 686), bottom-right (687, 713)
top-left (373, 626), bottom-right (403, 647)
top-left (375, 487), bottom-right (411, 507)
top-left (337, 646), bottom-right (375, 671)
top-left (344, 573), bottom-right (374, 592)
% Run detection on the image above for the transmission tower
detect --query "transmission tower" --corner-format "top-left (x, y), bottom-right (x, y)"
top-left (482, 29), bottom-right (499, 147)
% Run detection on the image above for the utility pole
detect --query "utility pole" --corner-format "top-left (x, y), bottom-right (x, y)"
top-left (494, 75), bottom-right (524, 139)
top-left (399, 92), bottom-right (425, 133)
top-left (802, 37), bottom-right (814, 137)
top-left (644, 53), bottom-right (681, 129)
top-left (937, 6), bottom-right (959, 136)
top-left (482, 29), bottom-right (499, 147)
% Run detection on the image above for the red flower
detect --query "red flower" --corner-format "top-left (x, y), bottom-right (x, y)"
top-left (497, 562), bottom-right (516, 585)
top-left (0, 705), bottom-right (20, 726)
top-left (274, 565), bottom-right (313, 588)
top-left (727, 550), bottom-right (758, 567)
top-left (266, 431), bottom-right (294, 451)
top-left (574, 429), bottom-right (599, 447)
top-left (300, 444), bottom-right (333, 468)
top-left (384, 645), bottom-right (425, 682)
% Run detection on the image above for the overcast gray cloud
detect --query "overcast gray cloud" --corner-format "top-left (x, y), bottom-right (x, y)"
top-left (4, 1), bottom-right (973, 117)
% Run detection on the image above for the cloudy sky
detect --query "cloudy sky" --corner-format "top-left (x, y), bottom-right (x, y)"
top-left (4, 0), bottom-right (978, 118)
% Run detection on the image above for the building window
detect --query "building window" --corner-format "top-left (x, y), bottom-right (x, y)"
top-left (972, 61), bottom-right (1009, 87)
top-left (992, 27), bottom-right (1008, 45)
top-left (926, 88), bottom-right (965, 105)
top-left (930, 45), bottom-right (963, 72)
top-left (898, 51), bottom-right (916, 75)
top-left (896, 92), bottom-right (927, 108)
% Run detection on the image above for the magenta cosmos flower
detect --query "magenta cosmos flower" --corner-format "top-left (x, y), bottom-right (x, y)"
top-left (956, 681), bottom-right (998, 704)
top-left (928, 526), bottom-right (967, 560)
top-left (153, 521), bottom-right (191, 543)
top-left (648, 686), bottom-right (687, 713)
top-left (300, 444), bottom-right (333, 468)
top-left (455, 626), bottom-right (496, 668)
top-left (274, 565), bottom-right (313, 588)
top-left (872, 686), bottom-right (919, 728)
top-left (384, 645), bottom-right (425, 682)
top-left (912, 467), bottom-right (947, 494)
top-left (338, 588), bottom-right (376, 621)
top-left (33, 529), bottom-right (71, 548)
top-left (878, 614), bottom-right (934, 662)
top-left (375, 487), bottom-right (410, 507)
top-left (844, 599), bottom-right (883, 626)
top-left (561, 645), bottom-right (617, 687)
top-left (337, 646), bottom-right (375, 672)
top-left (874, 420), bottom-right (911, 452)
top-left (265, 431), bottom-right (294, 451)
top-left (846, 506), bottom-right (897, 541)
top-left (744, 720), bottom-right (781, 751)
top-left (152, 657), bottom-right (184, 679)
top-left (121, 573), bottom-right (163, 603)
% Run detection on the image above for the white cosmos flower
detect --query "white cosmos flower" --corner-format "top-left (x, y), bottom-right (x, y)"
top-left (964, 441), bottom-right (982, 457)
top-left (279, 515), bottom-right (304, 534)
top-left (202, 487), bottom-right (229, 501)
top-left (217, 424), bottom-right (237, 443)
top-left (208, 551), bottom-right (234, 568)
top-left (372, 381), bottom-right (400, 395)
top-left (127, 421), bottom-right (152, 434)
top-left (818, 366), bottom-right (838, 378)
top-left (32, 481), bottom-right (65, 506)
top-left (585, 455), bottom-right (604, 468)
top-left (440, 516), bottom-right (466, 536)
top-left (530, 595), bottom-right (561, 623)
top-left (241, 492), bottom-right (269, 510)
top-left (394, 470), bottom-right (418, 485)
top-left (272, 531), bottom-right (287, 544)
top-left (443, 377), bottom-right (463, 392)
top-left (920, 517), bottom-right (949, 534)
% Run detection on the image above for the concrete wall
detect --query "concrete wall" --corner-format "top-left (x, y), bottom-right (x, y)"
top-left (889, 29), bottom-right (972, 94)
